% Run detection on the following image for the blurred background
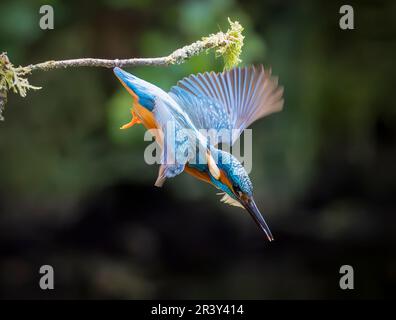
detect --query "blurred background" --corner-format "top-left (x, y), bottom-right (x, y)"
top-left (0, 0), bottom-right (395, 299)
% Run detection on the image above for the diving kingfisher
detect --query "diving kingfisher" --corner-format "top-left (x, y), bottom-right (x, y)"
top-left (113, 65), bottom-right (284, 241)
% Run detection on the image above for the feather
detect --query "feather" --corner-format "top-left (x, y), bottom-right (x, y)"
top-left (206, 150), bottom-right (220, 179)
top-left (170, 65), bottom-right (284, 146)
top-left (218, 192), bottom-right (244, 208)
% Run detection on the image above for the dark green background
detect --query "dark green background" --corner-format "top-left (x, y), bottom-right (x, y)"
top-left (0, 0), bottom-right (395, 299)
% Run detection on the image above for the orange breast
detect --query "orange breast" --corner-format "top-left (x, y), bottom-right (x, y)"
top-left (133, 100), bottom-right (163, 146)
top-left (184, 165), bottom-right (212, 184)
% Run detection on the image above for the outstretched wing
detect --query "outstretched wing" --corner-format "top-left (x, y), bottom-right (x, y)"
top-left (169, 65), bottom-right (284, 145)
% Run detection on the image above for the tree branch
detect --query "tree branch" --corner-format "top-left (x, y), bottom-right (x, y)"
top-left (0, 19), bottom-right (244, 120)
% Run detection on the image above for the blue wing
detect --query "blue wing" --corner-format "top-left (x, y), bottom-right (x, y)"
top-left (152, 97), bottom-right (208, 186)
top-left (169, 87), bottom-right (233, 145)
top-left (169, 65), bottom-right (284, 145)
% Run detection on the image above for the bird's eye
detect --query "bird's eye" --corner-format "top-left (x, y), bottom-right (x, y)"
top-left (233, 185), bottom-right (242, 197)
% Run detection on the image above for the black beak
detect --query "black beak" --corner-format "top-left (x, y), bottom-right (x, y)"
top-left (240, 197), bottom-right (274, 241)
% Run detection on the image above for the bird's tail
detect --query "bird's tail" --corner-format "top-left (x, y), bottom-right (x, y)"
top-left (113, 67), bottom-right (156, 111)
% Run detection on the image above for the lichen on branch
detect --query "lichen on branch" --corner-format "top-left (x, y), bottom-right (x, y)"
top-left (0, 53), bottom-right (41, 120)
top-left (203, 18), bottom-right (244, 70)
top-left (0, 18), bottom-right (244, 121)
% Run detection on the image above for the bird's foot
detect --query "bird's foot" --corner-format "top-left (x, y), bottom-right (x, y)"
top-left (120, 109), bottom-right (142, 129)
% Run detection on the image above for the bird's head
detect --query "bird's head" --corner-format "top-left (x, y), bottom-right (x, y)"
top-left (207, 148), bottom-right (274, 241)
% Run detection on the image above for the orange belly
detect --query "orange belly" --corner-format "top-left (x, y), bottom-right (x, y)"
top-left (184, 165), bottom-right (212, 184)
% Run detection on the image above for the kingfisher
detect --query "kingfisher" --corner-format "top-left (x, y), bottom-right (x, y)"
top-left (113, 65), bottom-right (284, 241)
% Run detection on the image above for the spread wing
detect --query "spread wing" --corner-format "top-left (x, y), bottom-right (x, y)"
top-left (169, 65), bottom-right (284, 146)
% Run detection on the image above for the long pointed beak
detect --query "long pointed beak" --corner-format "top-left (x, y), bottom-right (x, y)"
top-left (241, 197), bottom-right (274, 241)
